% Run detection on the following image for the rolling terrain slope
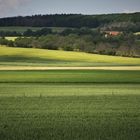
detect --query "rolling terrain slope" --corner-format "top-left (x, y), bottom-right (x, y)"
top-left (0, 45), bottom-right (140, 67)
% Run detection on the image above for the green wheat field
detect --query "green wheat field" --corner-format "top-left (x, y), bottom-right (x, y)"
top-left (0, 45), bottom-right (140, 140)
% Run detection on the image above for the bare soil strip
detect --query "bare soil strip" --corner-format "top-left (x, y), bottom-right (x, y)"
top-left (0, 66), bottom-right (140, 70)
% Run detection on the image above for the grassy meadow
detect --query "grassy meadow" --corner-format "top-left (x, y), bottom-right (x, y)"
top-left (0, 70), bottom-right (140, 83)
top-left (0, 83), bottom-right (140, 97)
top-left (0, 45), bottom-right (140, 66)
top-left (134, 32), bottom-right (140, 35)
top-left (5, 37), bottom-right (18, 41)
top-left (0, 43), bottom-right (140, 139)
top-left (0, 94), bottom-right (139, 140)
top-left (0, 93), bottom-right (140, 140)
top-left (0, 70), bottom-right (140, 140)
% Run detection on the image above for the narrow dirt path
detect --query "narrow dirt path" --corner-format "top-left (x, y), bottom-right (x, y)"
top-left (0, 66), bottom-right (140, 70)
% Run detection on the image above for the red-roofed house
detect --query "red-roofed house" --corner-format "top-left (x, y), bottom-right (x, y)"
top-left (104, 31), bottom-right (122, 38)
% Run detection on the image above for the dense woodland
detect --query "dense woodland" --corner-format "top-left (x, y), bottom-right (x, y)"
top-left (0, 13), bottom-right (140, 32)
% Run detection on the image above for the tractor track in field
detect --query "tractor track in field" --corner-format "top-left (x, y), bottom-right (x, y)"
top-left (0, 66), bottom-right (140, 70)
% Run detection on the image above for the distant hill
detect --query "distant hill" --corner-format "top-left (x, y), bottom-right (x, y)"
top-left (0, 13), bottom-right (140, 31)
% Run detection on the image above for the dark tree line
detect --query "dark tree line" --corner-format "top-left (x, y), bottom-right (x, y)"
top-left (0, 27), bottom-right (99, 37)
top-left (23, 28), bottom-right (52, 36)
top-left (0, 13), bottom-right (140, 30)
top-left (0, 31), bottom-right (21, 37)
top-left (0, 28), bottom-right (53, 37)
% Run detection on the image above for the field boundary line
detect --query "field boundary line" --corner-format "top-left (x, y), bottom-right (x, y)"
top-left (0, 66), bottom-right (140, 70)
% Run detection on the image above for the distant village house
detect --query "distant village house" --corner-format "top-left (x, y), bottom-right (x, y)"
top-left (102, 31), bottom-right (123, 38)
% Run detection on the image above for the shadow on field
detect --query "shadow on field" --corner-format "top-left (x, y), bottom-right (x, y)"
top-left (0, 55), bottom-right (70, 63)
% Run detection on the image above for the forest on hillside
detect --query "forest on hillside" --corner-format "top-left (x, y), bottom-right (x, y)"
top-left (0, 13), bottom-right (140, 32)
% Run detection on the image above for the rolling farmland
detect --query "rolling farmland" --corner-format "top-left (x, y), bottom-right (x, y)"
top-left (0, 45), bottom-right (140, 140)
top-left (0, 46), bottom-right (140, 67)
top-left (0, 70), bottom-right (140, 140)
top-left (0, 4), bottom-right (140, 140)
